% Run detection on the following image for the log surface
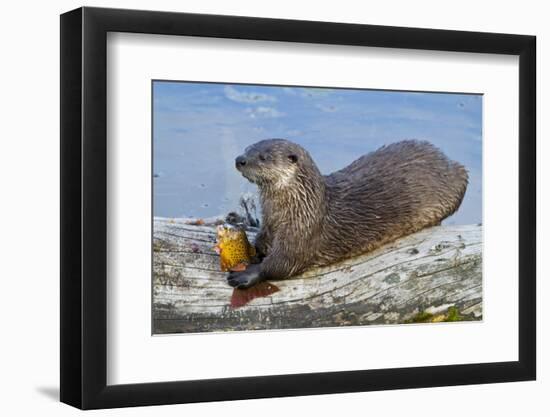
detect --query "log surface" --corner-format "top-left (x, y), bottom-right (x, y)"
top-left (153, 218), bottom-right (482, 334)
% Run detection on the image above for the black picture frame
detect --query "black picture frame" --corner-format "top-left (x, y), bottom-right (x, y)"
top-left (60, 6), bottom-right (536, 410)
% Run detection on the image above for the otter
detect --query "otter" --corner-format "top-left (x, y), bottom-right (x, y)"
top-left (227, 139), bottom-right (468, 289)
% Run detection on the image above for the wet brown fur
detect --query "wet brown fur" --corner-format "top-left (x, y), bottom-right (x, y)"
top-left (236, 139), bottom-right (468, 281)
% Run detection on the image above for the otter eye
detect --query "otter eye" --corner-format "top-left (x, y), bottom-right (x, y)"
top-left (288, 154), bottom-right (298, 163)
top-left (259, 154), bottom-right (266, 161)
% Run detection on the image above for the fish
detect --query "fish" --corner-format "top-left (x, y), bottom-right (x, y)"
top-left (230, 282), bottom-right (280, 309)
top-left (214, 224), bottom-right (256, 272)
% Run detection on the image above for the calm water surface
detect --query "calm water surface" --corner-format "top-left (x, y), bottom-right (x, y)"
top-left (153, 82), bottom-right (482, 225)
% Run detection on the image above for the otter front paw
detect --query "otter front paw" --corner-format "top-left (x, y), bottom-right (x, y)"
top-left (227, 264), bottom-right (263, 289)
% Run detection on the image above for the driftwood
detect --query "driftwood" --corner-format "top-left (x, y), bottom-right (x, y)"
top-left (153, 217), bottom-right (482, 334)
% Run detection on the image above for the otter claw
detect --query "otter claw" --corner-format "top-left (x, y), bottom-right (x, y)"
top-left (227, 264), bottom-right (262, 289)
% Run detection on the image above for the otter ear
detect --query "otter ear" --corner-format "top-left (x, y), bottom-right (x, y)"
top-left (288, 154), bottom-right (298, 163)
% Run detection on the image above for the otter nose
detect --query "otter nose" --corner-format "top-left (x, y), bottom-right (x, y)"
top-left (235, 155), bottom-right (247, 168)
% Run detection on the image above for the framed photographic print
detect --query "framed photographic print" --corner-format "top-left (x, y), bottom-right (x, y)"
top-left (60, 6), bottom-right (536, 409)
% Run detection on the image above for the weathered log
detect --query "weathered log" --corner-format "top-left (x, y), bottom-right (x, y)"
top-left (153, 217), bottom-right (482, 334)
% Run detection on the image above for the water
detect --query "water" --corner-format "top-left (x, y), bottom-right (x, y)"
top-left (153, 81), bottom-right (482, 225)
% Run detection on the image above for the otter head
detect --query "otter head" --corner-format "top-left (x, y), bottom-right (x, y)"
top-left (235, 139), bottom-right (316, 189)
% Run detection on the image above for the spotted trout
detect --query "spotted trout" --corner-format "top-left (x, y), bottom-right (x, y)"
top-left (214, 224), bottom-right (256, 272)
